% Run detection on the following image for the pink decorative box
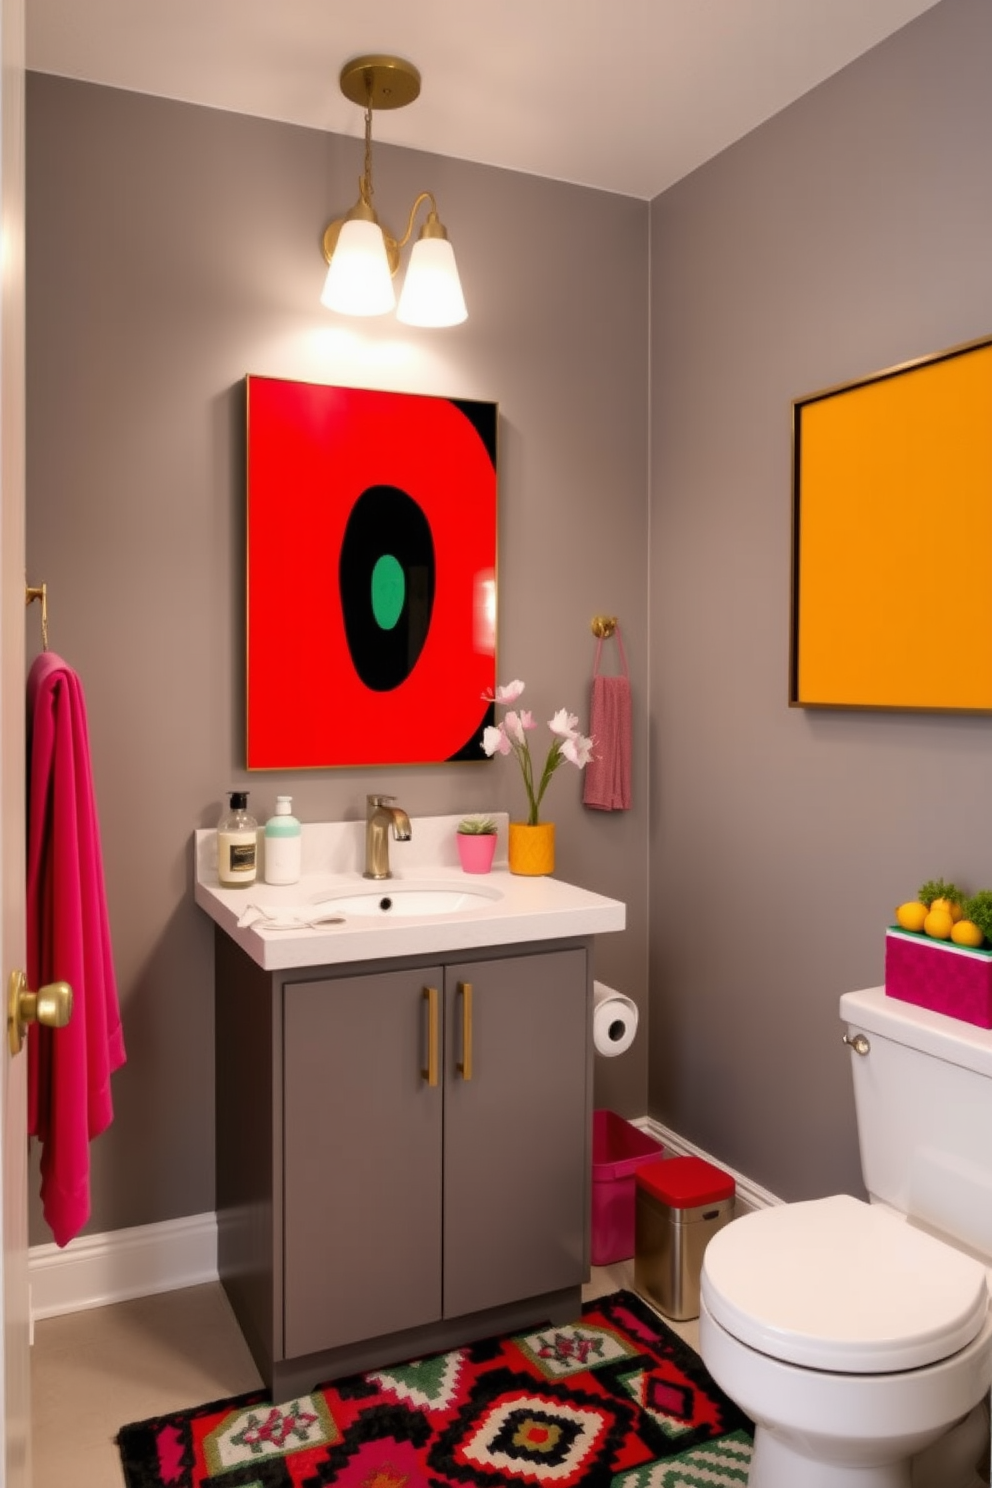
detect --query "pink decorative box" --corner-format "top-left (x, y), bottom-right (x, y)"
top-left (885, 929), bottom-right (992, 1029)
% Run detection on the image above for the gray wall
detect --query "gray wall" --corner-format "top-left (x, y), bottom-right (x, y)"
top-left (647, 0), bottom-right (992, 1200)
top-left (25, 76), bottom-right (650, 1242)
top-left (28, 0), bottom-right (990, 1246)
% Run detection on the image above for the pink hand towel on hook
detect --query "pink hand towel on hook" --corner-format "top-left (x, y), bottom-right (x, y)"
top-left (583, 624), bottom-right (632, 811)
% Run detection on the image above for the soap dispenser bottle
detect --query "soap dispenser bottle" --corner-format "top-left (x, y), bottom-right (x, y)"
top-left (264, 796), bottom-right (302, 885)
top-left (217, 791), bottom-right (258, 887)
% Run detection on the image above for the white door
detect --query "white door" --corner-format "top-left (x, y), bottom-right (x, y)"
top-left (0, 0), bottom-right (31, 1482)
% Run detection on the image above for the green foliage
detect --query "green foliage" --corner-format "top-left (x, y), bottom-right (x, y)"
top-left (917, 877), bottom-right (964, 908)
top-left (963, 890), bottom-right (992, 940)
top-left (458, 815), bottom-right (497, 835)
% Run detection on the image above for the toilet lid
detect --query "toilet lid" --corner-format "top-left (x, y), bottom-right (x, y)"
top-left (701, 1194), bottom-right (989, 1372)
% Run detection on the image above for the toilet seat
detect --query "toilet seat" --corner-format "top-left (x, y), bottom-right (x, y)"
top-left (701, 1194), bottom-right (989, 1373)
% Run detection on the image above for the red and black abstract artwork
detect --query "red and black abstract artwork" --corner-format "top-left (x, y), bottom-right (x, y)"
top-left (246, 377), bottom-right (497, 769)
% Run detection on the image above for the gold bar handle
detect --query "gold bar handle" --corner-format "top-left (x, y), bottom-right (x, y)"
top-left (457, 981), bottom-right (473, 1080)
top-left (422, 985), bottom-right (439, 1086)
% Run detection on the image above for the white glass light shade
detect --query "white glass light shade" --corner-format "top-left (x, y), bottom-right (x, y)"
top-left (320, 218), bottom-right (396, 316)
top-left (396, 237), bottom-right (468, 327)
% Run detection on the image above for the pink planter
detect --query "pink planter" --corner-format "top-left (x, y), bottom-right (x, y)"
top-left (885, 928), bottom-right (992, 1028)
top-left (456, 833), bottom-right (497, 874)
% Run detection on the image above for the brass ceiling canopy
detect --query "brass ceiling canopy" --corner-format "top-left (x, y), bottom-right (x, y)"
top-left (339, 55), bottom-right (421, 112)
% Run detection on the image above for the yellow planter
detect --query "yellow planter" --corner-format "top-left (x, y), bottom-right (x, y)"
top-left (508, 822), bottom-right (555, 876)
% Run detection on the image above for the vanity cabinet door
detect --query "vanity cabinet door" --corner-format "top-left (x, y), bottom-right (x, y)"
top-left (283, 967), bottom-right (444, 1359)
top-left (442, 947), bottom-right (588, 1319)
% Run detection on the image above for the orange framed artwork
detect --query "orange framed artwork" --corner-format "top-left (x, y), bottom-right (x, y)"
top-left (790, 335), bottom-right (992, 711)
top-left (246, 377), bottom-right (498, 768)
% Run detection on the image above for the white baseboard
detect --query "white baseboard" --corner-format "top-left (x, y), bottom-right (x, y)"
top-left (634, 1116), bottom-right (783, 1214)
top-left (28, 1122), bottom-right (778, 1322)
top-left (29, 1211), bottom-right (218, 1322)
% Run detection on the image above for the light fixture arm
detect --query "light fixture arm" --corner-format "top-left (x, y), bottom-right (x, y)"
top-left (395, 190), bottom-right (450, 249)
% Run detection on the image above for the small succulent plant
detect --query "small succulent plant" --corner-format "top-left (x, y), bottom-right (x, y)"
top-left (458, 815), bottom-right (497, 835)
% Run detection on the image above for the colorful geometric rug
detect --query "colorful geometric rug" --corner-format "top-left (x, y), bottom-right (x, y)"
top-left (116, 1289), bottom-right (752, 1487)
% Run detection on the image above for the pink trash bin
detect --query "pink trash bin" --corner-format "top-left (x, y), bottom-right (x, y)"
top-left (591, 1110), bottom-right (665, 1266)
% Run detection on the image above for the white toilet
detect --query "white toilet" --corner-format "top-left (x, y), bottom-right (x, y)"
top-left (699, 984), bottom-right (992, 1488)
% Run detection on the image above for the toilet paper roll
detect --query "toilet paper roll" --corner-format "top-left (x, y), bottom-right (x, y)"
top-left (593, 980), bottom-right (638, 1057)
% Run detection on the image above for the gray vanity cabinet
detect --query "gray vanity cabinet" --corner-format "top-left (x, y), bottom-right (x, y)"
top-left (441, 949), bottom-right (589, 1317)
top-left (215, 932), bottom-right (592, 1397)
top-left (282, 964), bottom-right (445, 1358)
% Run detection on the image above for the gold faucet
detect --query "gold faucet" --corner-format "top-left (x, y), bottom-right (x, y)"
top-left (364, 794), bottom-right (412, 880)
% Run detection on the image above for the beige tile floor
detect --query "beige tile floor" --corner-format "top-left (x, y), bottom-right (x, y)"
top-left (30, 1265), bottom-right (693, 1487)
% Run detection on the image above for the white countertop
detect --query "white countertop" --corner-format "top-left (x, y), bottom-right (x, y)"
top-left (194, 814), bottom-right (626, 971)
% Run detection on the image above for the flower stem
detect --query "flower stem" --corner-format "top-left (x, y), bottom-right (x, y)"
top-left (515, 741), bottom-right (538, 824)
top-left (528, 740), bottom-right (562, 825)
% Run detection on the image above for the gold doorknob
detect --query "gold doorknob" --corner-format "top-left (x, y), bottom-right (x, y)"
top-left (8, 970), bottom-right (72, 1057)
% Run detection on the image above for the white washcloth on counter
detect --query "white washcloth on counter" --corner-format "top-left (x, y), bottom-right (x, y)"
top-left (236, 903), bottom-right (346, 931)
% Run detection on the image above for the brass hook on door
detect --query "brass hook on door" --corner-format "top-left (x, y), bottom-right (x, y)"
top-left (26, 582), bottom-right (49, 650)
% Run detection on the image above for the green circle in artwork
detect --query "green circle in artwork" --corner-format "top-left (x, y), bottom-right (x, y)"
top-left (371, 554), bottom-right (405, 631)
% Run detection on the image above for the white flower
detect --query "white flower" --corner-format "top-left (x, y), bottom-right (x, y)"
top-left (482, 724), bottom-right (512, 757)
top-left (561, 733), bottom-right (595, 768)
top-left (548, 708), bottom-right (580, 739)
top-left (483, 679), bottom-right (525, 704)
top-left (504, 709), bottom-right (536, 745)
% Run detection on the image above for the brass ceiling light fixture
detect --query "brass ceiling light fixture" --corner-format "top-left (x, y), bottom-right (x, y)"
top-left (320, 54), bottom-right (467, 328)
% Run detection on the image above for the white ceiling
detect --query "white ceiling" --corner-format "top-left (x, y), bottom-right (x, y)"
top-left (27, 0), bottom-right (943, 199)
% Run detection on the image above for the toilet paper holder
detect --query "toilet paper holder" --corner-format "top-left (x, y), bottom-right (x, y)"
top-left (593, 980), bottom-right (638, 1058)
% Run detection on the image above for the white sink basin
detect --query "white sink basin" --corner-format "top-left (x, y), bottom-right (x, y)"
top-left (194, 814), bottom-right (627, 971)
top-left (310, 885), bottom-right (503, 918)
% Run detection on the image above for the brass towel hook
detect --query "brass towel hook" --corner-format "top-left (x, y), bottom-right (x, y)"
top-left (25, 582), bottom-right (49, 650)
top-left (591, 615), bottom-right (617, 639)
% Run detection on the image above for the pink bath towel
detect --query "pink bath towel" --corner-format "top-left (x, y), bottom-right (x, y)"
top-left (583, 625), bottom-right (632, 811)
top-left (26, 651), bottom-right (125, 1247)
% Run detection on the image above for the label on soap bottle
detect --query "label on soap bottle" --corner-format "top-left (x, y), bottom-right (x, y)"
top-left (218, 831), bottom-right (257, 885)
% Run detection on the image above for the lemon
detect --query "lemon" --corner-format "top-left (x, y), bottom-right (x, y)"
top-left (951, 919), bottom-right (984, 947)
top-left (930, 896), bottom-right (964, 923)
top-left (895, 901), bottom-right (928, 932)
top-left (923, 908), bottom-right (954, 940)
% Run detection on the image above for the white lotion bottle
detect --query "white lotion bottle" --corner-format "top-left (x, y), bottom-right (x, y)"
top-left (264, 796), bottom-right (302, 885)
top-left (217, 791), bottom-right (258, 887)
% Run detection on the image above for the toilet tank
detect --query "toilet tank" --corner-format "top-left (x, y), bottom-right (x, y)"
top-left (841, 986), bottom-right (992, 1261)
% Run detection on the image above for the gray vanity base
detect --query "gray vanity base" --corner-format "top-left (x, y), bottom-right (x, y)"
top-left (214, 929), bottom-right (594, 1396)
top-left (258, 1286), bottom-right (582, 1400)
